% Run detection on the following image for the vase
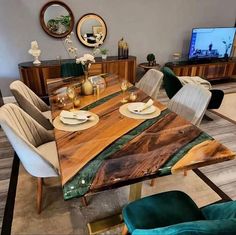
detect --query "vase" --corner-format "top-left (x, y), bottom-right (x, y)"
top-left (81, 71), bottom-right (93, 95)
top-left (101, 54), bottom-right (107, 60)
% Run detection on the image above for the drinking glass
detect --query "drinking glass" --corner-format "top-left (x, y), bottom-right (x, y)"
top-left (57, 94), bottom-right (66, 109)
top-left (120, 80), bottom-right (128, 103)
top-left (67, 85), bottom-right (76, 111)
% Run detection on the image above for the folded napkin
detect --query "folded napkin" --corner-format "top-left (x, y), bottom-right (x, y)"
top-left (134, 99), bottom-right (154, 112)
top-left (60, 110), bottom-right (90, 121)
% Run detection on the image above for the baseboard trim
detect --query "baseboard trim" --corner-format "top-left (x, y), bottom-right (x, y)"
top-left (3, 96), bottom-right (16, 104)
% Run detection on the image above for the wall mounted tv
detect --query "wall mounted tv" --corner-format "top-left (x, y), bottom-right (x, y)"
top-left (188, 27), bottom-right (236, 61)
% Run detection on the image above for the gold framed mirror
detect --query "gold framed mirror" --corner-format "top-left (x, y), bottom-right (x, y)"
top-left (76, 13), bottom-right (107, 48)
top-left (40, 1), bottom-right (74, 38)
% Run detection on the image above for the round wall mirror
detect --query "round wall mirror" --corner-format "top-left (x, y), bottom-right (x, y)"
top-left (40, 1), bottom-right (74, 38)
top-left (76, 14), bottom-right (107, 48)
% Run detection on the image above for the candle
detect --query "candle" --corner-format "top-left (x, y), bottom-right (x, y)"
top-left (129, 92), bottom-right (137, 101)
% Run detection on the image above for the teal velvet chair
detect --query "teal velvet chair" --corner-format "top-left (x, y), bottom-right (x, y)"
top-left (161, 67), bottom-right (224, 110)
top-left (122, 191), bottom-right (236, 235)
top-left (161, 67), bottom-right (183, 100)
top-left (61, 62), bottom-right (84, 78)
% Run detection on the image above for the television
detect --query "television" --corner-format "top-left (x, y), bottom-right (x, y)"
top-left (188, 27), bottom-right (236, 61)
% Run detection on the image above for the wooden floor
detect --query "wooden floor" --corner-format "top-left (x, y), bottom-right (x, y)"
top-left (0, 128), bottom-right (14, 231)
top-left (0, 79), bottom-right (236, 232)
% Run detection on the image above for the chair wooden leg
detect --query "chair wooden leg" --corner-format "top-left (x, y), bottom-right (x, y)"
top-left (81, 196), bottom-right (88, 206)
top-left (150, 179), bottom-right (156, 186)
top-left (184, 170), bottom-right (188, 176)
top-left (37, 177), bottom-right (43, 214)
top-left (122, 224), bottom-right (128, 235)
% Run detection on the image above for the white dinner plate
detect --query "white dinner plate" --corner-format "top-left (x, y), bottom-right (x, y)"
top-left (60, 110), bottom-right (90, 125)
top-left (128, 102), bottom-right (156, 115)
top-left (60, 117), bottom-right (88, 125)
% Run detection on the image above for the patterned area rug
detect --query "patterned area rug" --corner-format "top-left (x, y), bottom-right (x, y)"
top-left (211, 93), bottom-right (236, 124)
top-left (11, 165), bottom-right (221, 235)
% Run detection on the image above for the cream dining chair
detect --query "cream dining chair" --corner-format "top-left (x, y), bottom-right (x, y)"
top-left (10, 80), bottom-right (53, 130)
top-left (168, 84), bottom-right (212, 127)
top-left (0, 103), bottom-right (59, 213)
top-left (135, 69), bottom-right (163, 100)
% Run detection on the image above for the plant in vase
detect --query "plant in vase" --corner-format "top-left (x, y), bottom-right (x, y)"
top-left (76, 54), bottom-right (95, 95)
top-left (147, 53), bottom-right (156, 66)
top-left (222, 38), bottom-right (233, 59)
top-left (93, 47), bottom-right (109, 60)
top-left (100, 48), bottom-right (109, 60)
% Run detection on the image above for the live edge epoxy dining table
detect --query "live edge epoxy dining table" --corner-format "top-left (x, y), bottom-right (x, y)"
top-left (47, 75), bottom-right (235, 198)
top-left (47, 75), bottom-right (235, 231)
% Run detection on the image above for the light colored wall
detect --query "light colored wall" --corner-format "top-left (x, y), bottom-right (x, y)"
top-left (0, 0), bottom-right (235, 96)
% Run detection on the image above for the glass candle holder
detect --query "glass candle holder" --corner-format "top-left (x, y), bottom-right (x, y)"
top-left (129, 92), bottom-right (137, 101)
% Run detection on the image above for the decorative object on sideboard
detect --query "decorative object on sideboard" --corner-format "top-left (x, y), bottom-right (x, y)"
top-left (118, 38), bottom-right (129, 59)
top-left (76, 13), bottom-right (107, 48)
top-left (93, 47), bottom-right (109, 60)
top-left (172, 52), bottom-right (181, 64)
top-left (63, 32), bottom-right (78, 58)
top-left (129, 92), bottom-right (137, 101)
top-left (40, 1), bottom-right (74, 38)
top-left (28, 41), bottom-right (41, 65)
top-left (100, 48), bottom-right (109, 60)
top-left (222, 39), bottom-right (232, 60)
top-left (76, 54), bottom-right (95, 95)
top-left (146, 53), bottom-right (156, 66)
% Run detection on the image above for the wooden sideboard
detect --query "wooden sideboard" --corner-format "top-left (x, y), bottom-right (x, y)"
top-left (18, 56), bottom-right (136, 98)
top-left (165, 58), bottom-right (236, 81)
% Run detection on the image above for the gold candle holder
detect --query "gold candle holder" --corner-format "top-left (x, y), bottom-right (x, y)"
top-left (129, 92), bottom-right (137, 101)
top-left (73, 97), bottom-right (81, 108)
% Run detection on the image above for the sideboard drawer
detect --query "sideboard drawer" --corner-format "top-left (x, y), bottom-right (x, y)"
top-left (90, 63), bottom-right (102, 75)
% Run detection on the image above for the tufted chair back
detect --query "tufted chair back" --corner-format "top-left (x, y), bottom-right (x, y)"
top-left (0, 103), bottom-right (58, 177)
top-left (136, 69), bottom-right (163, 100)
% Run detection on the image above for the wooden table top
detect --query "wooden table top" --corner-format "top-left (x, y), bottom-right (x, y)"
top-left (47, 75), bottom-right (235, 200)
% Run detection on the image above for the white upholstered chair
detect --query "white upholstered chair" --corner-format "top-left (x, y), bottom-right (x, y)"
top-left (0, 103), bottom-right (59, 213)
top-left (136, 69), bottom-right (163, 100)
top-left (168, 84), bottom-right (212, 127)
top-left (10, 80), bottom-right (53, 130)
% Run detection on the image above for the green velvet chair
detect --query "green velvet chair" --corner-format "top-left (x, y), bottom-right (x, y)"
top-left (161, 67), bottom-right (224, 110)
top-left (122, 191), bottom-right (236, 235)
top-left (60, 62), bottom-right (84, 78)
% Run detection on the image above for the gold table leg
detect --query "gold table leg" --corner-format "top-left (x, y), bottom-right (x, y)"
top-left (129, 182), bottom-right (142, 202)
top-left (87, 182), bottom-right (143, 235)
top-left (87, 213), bottom-right (123, 235)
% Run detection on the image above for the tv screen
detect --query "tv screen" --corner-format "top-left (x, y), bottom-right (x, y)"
top-left (188, 27), bottom-right (236, 60)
